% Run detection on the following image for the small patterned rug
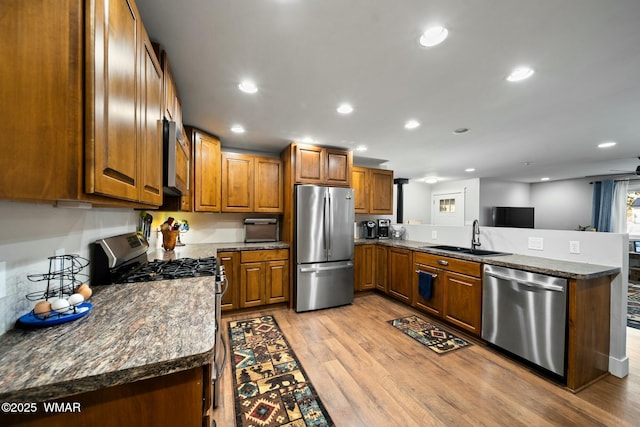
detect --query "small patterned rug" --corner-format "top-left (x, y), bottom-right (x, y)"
top-left (229, 315), bottom-right (334, 427)
top-left (388, 314), bottom-right (470, 355)
top-left (629, 282), bottom-right (640, 330)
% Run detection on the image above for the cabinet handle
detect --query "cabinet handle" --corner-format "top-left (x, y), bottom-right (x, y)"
top-left (415, 270), bottom-right (438, 278)
top-left (221, 257), bottom-right (232, 261)
top-left (437, 260), bottom-right (449, 266)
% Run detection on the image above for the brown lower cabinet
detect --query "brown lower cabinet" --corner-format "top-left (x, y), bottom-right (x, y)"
top-left (413, 252), bottom-right (482, 335)
top-left (3, 366), bottom-right (210, 427)
top-left (239, 249), bottom-right (289, 308)
top-left (354, 244), bottom-right (376, 291)
top-left (218, 251), bottom-right (239, 311)
top-left (387, 247), bottom-right (413, 304)
top-left (375, 246), bottom-right (388, 292)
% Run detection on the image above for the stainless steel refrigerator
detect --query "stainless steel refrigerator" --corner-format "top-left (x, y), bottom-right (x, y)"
top-left (295, 185), bottom-right (355, 312)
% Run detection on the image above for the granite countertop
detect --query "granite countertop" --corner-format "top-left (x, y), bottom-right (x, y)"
top-left (0, 277), bottom-right (216, 402)
top-left (147, 241), bottom-right (289, 261)
top-left (0, 241), bottom-right (289, 402)
top-left (356, 238), bottom-right (620, 280)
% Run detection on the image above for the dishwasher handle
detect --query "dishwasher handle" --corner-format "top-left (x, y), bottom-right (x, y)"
top-left (485, 271), bottom-right (565, 292)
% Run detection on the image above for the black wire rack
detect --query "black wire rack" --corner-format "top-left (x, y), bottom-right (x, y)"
top-left (25, 255), bottom-right (89, 302)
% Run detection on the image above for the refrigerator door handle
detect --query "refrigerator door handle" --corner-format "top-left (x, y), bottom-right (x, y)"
top-left (323, 191), bottom-right (330, 257)
top-left (300, 262), bottom-right (354, 273)
top-left (327, 192), bottom-right (332, 255)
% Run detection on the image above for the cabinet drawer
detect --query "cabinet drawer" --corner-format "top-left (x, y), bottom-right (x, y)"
top-left (414, 252), bottom-right (481, 277)
top-left (241, 249), bottom-right (289, 263)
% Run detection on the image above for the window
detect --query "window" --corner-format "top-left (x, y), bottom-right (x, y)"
top-left (439, 198), bottom-right (456, 213)
top-left (629, 190), bottom-right (640, 237)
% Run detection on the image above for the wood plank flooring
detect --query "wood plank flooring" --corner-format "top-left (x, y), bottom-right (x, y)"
top-left (214, 293), bottom-right (640, 427)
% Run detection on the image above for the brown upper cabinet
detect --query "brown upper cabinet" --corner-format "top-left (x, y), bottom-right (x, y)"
top-left (221, 153), bottom-right (283, 213)
top-left (292, 143), bottom-right (352, 187)
top-left (192, 128), bottom-right (222, 212)
top-left (1, 0), bottom-right (163, 207)
top-left (352, 167), bottom-right (394, 214)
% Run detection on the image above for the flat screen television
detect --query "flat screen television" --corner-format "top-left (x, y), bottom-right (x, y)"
top-left (492, 206), bottom-right (535, 228)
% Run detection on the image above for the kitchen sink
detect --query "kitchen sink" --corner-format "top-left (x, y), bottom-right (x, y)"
top-left (424, 245), bottom-right (510, 257)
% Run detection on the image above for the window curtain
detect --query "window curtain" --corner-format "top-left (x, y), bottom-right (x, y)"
top-left (591, 179), bottom-right (627, 232)
top-left (611, 180), bottom-right (629, 233)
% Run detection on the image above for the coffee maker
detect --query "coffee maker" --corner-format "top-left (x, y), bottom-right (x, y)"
top-left (362, 220), bottom-right (377, 239)
top-left (377, 219), bottom-right (390, 239)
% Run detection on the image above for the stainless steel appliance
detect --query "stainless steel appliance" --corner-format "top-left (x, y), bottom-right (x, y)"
top-left (244, 218), bottom-right (279, 243)
top-left (481, 264), bottom-right (568, 377)
top-left (163, 119), bottom-right (189, 196)
top-left (377, 219), bottom-right (390, 239)
top-left (362, 220), bottom-right (377, 239)
top-left (295, 185), bottom-right (354, 312)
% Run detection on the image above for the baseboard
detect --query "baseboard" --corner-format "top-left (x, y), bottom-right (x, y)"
top-left (609, 355), bottom-right (629, 378)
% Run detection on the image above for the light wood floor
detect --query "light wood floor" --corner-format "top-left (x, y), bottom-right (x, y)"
top-left (214, 293), bottom-right (640, 427)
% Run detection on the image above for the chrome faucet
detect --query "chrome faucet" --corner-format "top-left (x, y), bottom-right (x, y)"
top-left (471, 219), bottom-right (481, 250)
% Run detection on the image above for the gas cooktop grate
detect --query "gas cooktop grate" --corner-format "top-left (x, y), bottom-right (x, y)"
top-left (117, 256), bottom-right (217, 283)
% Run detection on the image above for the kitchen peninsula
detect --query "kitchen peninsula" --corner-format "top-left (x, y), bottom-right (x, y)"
top-left (355, 238), bottom-right (620, 391)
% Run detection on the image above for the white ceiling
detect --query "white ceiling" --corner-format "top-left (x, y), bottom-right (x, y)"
top-left (136, 0), bottom-right (640, 184)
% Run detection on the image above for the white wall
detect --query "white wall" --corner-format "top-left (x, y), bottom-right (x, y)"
top-left (479, 179), bottom-right (531, 226)
top-left (530, 177), bottom-right (593, 230)
top-left (402, 180), bottom-right (431, 224)
top-left (0, 201), bottom-right (138, 334)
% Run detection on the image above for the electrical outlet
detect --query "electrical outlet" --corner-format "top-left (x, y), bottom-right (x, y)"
top-left (569, 241), bottom-right (581, 254)
top-left (528, 237), bottom-right (544, 251)
top-left (0, 261), bottom-right (6, 298)
top-left (431, 230), bottom-right (438, 240)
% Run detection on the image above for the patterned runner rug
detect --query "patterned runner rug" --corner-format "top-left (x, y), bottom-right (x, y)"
top-left (629, 282), bottom-right (640, 330)
top-left (229, 315), bottom-right (334, 427)
top-left (388, 314), bottom-right (470, 355)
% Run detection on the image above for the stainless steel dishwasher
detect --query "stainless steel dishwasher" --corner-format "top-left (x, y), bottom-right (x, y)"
top-left (481, 264), bottom-right (568, 377)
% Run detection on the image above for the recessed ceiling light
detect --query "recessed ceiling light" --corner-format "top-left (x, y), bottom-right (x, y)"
top-left (506, 66), bottom-right (535, 82)
top-left (337, 103), bottom-right (354, 114)
top-left (453, 128), bottom-right (469, 134)
top-left (230, 125), bottom-right (245, 134)
top-left (238, 80), bottom-right (258, 94)
top-left (300, 136), bottom-right (314, 144)
top-left (419, 26), bottom-right (449, 47)
top-left (465, 168), bottom-right (475, 173)
top-left (404, 119), bottom-right (420, 130)
top-left (598, 141), bottom-right (617, 148)
top-left (355, 145), bottom-right (367, 152)
top-left (540, 177), bottom-right (550, 181)
top-left (424, 177), bottom-right (439, 184)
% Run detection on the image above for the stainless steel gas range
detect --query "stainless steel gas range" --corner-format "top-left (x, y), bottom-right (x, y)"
top-left (90, 232), bottom-right (227, 409)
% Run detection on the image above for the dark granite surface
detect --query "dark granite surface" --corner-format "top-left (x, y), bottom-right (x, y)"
top-left (147, 241), bottom-right (289, 261)
top-left (0, 277), bottom-right (216, 401)
top-left (355, 239), bottom-right (620, 279)
top-left (0, 242), bottom-right (289, 402)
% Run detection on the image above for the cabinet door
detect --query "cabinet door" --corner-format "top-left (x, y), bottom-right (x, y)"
top-left (370, 169), bottom-right (394, 214)
top-left (193, 130), bottom-right (221, 212)
top-left (443, 271), bottom-right (482, 334)
top-left (388, 248), bottom-right (413, 304)
top-left (87, 0), bottom-right (140, 202)
top-left (294, 144), bottom-right (324, 184)
top-left (352, 166), bottom-right (369, 213)
top-left (221, 153), bottom-right (254, 212)
top-left (218, 252), bottom-right (239, 311)
top-left (355, 244), bottom-right (376, 291)
top-left (240, 262), bottom-right (265, 308)
top-left (138, 30), bottom-right (163, 205)
top-left (325, 148), bottom-right (352, 187)
top-left (255, 157), bottom-right (283, 213)
top-left (413, 263), bottom-right (443, 317)
top-left (266, 260), bottom-right (289, 304)
top-left (375, 246), bottom-right (388, 293)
